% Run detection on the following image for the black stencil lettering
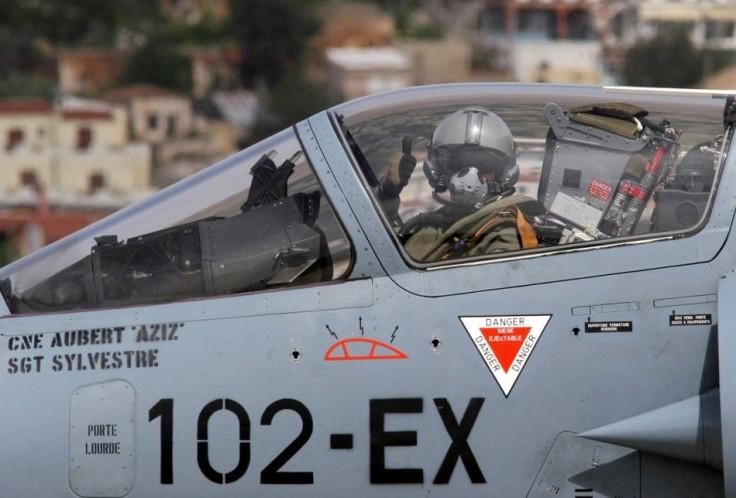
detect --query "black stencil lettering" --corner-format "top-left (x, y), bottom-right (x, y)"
top-left (369, 398), bottom-right (423, 484)
top-left (432, 398), bottom-right (486, 484)
top-left (330, 434), bottom-right (353, 450)
top-left (260, 398), bottom-right (314, 485)
top-left (149, 398), bottom-right (174, 484)
top-left (224, 399), bottom-right (251, 484)
top-left (197, 399), bottom-right (251, 484)
top-left (168, 323), bottom-right (180, 340)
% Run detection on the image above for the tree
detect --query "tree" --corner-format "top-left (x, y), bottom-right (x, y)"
top-left (8, 0), bottom-right (163, 47)
top-left (120, 38), bottom-right (192, 93)
top-left (226, 0), bottom-right (331, 145)
top-left (0, 0), bottom-right (56, 98)
top-left (622, 28), bottom-right (703, 88)
top-left (227, 0), bottom-right (323, 88)
top-left (248, 73), bottom-right (334, 144)
top-left (0, 72), bottom-right (56, 99)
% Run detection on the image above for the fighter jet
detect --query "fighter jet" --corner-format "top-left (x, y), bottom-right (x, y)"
top-left (0, 83), bottom-right (733, 497)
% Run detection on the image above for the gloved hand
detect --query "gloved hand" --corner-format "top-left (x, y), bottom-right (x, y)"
top-left (380, 136), bottom-right (416, 198)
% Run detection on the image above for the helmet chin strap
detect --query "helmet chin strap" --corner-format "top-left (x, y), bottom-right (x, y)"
top-left (485, 186), bottom-right (516, 203)
top-left (486, 181), bottom-right (502, 197)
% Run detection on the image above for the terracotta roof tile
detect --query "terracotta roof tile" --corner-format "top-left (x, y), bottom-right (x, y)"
top-left (0, 100), bottom-right (53, 114)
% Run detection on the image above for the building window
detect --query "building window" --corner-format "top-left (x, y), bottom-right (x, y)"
top-left (653, 21), bottom-right (695, 36)
top-left (89, 173), bottom-right (105, 193)
top-left (167, 115), bottom-right (178, 138)
top-left (77, 127), bottom-right (92, 150)
top-left (148, 113), bottom-right (160, 130)
top-left (20, 171), bottom-right (38, 189)
top-left (479, 6), bottom-right (506, 37)
top-left (706, 20), bottom-right (735, 40)
top-left (516, 9), bottom-right (556, 40)
top-left (7, 129), bottom-right (24, 151)
top-left (568, 10), bottom-right (595, 40)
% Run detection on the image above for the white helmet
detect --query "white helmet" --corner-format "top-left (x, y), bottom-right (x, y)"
top-left (424, 107), bottom-right (518, 206)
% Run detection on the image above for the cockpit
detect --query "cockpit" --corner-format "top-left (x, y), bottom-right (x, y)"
top-left (0, 84), bottom-right (730, 314)
top-left (337, 85), bottom-right (728, 264)
top-left (0, 128), bottom-right (352, 313)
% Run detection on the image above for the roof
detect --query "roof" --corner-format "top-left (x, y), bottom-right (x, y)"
top-left (0, 97), bottom-right (115, 119)
top-left (60, 96), bottom-right (114, 120)
top-left (105, 84), bottom-right (186, 102)
top-left (0, 100), bottom-right (53, 114)
top-left (326, 47), bottom-right (411, 71)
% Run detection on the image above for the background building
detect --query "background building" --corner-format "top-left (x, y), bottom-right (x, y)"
top-left (0, 96), bottom-right (153, 255)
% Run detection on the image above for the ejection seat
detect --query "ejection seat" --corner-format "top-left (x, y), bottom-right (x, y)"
top-left (650, 141), bottom-right (717, 232)
top-left (536, 102), bottom-right (681, 241)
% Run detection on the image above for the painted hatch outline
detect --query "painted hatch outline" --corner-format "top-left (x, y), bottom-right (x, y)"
top-left (324, 338), bottom-right (408, 361)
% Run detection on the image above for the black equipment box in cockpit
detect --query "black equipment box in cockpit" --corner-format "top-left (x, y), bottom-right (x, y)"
top-left (537, 103), bottom-right (662, 235)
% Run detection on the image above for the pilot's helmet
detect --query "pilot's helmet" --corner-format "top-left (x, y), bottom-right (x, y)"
top-left (424, 106), bottom-right (518, 207)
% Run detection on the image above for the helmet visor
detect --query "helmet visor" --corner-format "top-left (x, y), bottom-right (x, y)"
top-left (434, 144), bottom-right (511, 178)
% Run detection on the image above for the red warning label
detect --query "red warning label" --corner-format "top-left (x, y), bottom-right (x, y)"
top-left (460, 316), bottom-right (551, 397)
top-left (588, 179), bottom-right (613, 202)
top-left (619, 179), bottom-right (647, 200)
top-left (480, 326), bottom-right (533, 372)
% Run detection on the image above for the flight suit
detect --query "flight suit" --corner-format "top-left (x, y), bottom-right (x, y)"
top-left (404, 193), bottom-right (544, 262)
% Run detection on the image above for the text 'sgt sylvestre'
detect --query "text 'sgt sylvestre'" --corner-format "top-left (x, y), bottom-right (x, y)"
top-left (1, 83), bottom-right (736, 496)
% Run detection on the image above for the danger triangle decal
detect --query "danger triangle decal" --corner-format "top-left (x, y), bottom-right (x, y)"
top-left (460, 315), bottom-right (551, 397)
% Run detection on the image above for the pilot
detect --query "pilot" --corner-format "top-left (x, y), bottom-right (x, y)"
top-left (377, 106), bottom-right (545, 262)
